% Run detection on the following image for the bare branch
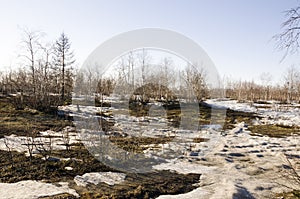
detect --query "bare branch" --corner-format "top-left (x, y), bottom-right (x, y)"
top-left (274, 5), bottom-right (300, 60)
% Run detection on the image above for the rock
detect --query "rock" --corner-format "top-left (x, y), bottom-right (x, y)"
top-left (190, 151), bottom-right (199, 156)
top-left (261, 142), bottom-right (268, 146)
top-left (282, 164), bottom-right (292, 170)
top-left (248, 150), bottom-right (260, 153)
top-left (43, 156), bottom-right (60, 162)
top-left (234, 128), bottom-right (243, 134)
top-left (221, 149), bottom-right (228, 152)
top-left (225, 157), bottom-right (234, 163)
top-left (228, 153), bottom-right (245, 157)
top-left (201, 157), bottom-right (207, 161)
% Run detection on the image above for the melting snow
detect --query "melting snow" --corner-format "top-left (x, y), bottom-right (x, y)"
top-left (206, 98), bottom-right (300, 127)
top-left (0, 180), bottom-right (78, 199)
top-left (74, 172), bottom-right (126, 187)
top-left (205, 99), bottom-right (257, 113)
top-left (0, 126), bottom-right (79, 155)
top-left (0, 97), bottom-right (297, 198)
top-left (155, 122), bottom-right (300, 198)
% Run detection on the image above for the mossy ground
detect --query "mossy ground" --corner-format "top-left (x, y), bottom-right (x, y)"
top-left (249, 124), bottom-right (300, 138)
top-left (0, 96), bottom-right (72, 137)
top-left (0, 144), bottom-right (113, 183)
top-left (0, 145), bottom-right (200, 199)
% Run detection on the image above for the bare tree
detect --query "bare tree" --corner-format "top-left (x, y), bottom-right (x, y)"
top-left (138, 48), bottom-right (150, 86)
top-left (22, 134), bottom-right (36, 162)
top-left (35, 136), bottom-right (52, 161)
top-left (7, 68), bottom-right (28, 109)
top-left (160, 57), bottom-right (172, 99)
top-left (275, 4), bottom-right (300, 59)
top-left (53, 32), bottom-right (75, 103)
top-left (62, 128), bottom-right (71, 152)
top-left (284, 66), bottom-right (299, 102)
top-left (184, 63), bottom-right (208, 102)
top-left (4, 138), bottom-right (15, 168)
top-left (137, 49), bottom-right (151, 102)
top-left (19, 28), bottom-right (43, 96)
top-left (73, 69), bottom-right (85, 96)
top-left (114, 52), bottom-right (136, 96)
top-left (260, 72), bottom-right (273, 100)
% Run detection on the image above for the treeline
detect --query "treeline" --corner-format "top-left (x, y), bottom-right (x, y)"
top-left (0, 29), bottom-right (75, 112)
top-left (73, 52), bottom-right (209, 104)
top-left (1, 29), bottom-right (300, 110)
top-left (73, 62), bottom-right (300, 105)
top-left (73, 50), bottom-right (300, 105)
top-left (224, 67), bottom-right (300, 103)
top-left (225, 80), bottom-right (286, 102)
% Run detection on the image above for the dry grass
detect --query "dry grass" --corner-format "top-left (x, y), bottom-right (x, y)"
top-left (109, 136), bottom-right (174, 153)
top-left (0, 97), bottom-right (72, 137)
top-left (248, 125), bottom-right (300, 137)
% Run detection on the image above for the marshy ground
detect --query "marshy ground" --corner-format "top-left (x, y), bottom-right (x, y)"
top-left (0, 96), bottom-right (300, 198)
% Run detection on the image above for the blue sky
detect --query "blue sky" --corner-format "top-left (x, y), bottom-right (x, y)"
top-left (0, 0), bottom-right (299, 84)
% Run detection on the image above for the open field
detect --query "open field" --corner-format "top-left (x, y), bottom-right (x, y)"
top-left (0, 96), bottom-right (300, 198)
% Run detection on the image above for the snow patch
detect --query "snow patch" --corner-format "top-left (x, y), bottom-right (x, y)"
top-left (0, 180), bottom-right (78, 199)
top-left (205, 99), bottom-right (256, 113)
top-left (156, 187), bottom-right (210, 199)
top-left (0, 126), bottom-right (79, 155)
top-left (153, 159), bottom-right (215, 175)
top-left (74, 172), bottom-right (126, 187)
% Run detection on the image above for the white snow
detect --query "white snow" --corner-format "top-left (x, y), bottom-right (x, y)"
top-left (206, 98), bottom-right (300, 128)
top-left (74, 172), bottom-right (126, 187)
top-left (205, 99), bottom-right (257, 113)
top-left (65, 166), bottom-right (73, 170)
top-left (155, 122), bottom-right (300, 199)
top-left (153, 159), bottom-right (216, 175)
top-left (0, 180), bottom-right (79, 199)
top-left (66, 98), bottom-right (300, 197)
top-left (156, 187), bottom-right (210, 199)
top-left (259, 107), bottom-right (300, 127)
top-left (0, 126), bottom-right (79, 155)
top-left (57, 98), bottom-right (300, 198)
